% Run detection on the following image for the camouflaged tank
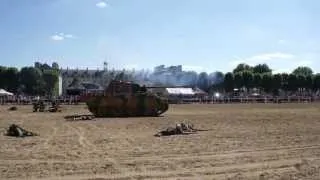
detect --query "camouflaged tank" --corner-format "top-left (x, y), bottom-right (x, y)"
top-left (83, 80), bottom-right (169, 117)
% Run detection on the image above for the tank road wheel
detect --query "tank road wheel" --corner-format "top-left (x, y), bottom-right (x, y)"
top-left (95, 106), bottom-right (107, 117)
top-left (137, 95), bottom-right (146, 116)
top-left (119, 95), bottom-right (129, 117)
top-left (102, 107), bottom-right (113, 117)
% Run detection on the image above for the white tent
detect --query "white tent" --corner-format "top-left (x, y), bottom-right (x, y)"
top-left (166, 88), bottom-right (195, 96)
top-left (0, 89), bottom-right (14, 96)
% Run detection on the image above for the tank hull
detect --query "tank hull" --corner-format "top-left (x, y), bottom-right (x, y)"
top-left (85, 94), bottom-right (169, 117)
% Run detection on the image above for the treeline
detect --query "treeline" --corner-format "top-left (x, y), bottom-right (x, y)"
top-left (219, 64), bottom-right (320, 95)
top-left (1, 61), bottom-right (320, 96)
top-left (0, 62), bottom-right (60, 96)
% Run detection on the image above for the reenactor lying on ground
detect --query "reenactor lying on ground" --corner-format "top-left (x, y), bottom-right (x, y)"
top-left (8, 106), bottom-right (17, 111)
top-left (154, 122), bottom-right (211, 137)
top-left (5, 124), bottom-right (38, 137)
top-left (64, 114), bottom-right (95, 121)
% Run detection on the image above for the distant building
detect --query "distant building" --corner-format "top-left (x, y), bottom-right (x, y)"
top-left (81, 82), bottom-right (104, 94)
top-left (60, 68), bottom-right (107, 95)
top-left (66, 81), bottom-right (104, 96)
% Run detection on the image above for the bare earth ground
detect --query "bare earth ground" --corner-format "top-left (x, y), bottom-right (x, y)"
top-left (0, 103), bottom-right (320, 180)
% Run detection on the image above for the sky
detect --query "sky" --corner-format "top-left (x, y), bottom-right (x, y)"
top-left (0, 0), bottom-right (319, 73)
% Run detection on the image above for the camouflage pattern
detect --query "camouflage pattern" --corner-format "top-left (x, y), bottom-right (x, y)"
top-left (48, 100), bottom-right (62, 112)
top-left (33, 101), bottom-right (45, 112)
top-left (5, 124), bottom-right (38, 137)
top-left (154, 122), bottom-right (212, 137)
top-left (84, 80), bottom-right (169, 117)
top-left (154, 126), bottom-right (184, 137)
top-left (86, 93), bottom-right (169, 117)
top-left (33, 100), bottom-right (61, 112)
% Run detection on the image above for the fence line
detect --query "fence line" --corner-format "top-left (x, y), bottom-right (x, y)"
top-left (0, 96), bottom-right (82, 105)
top-left (173, 96), bottom-right (320, 104)
top-left (0, 96), bottom-right (319, 105)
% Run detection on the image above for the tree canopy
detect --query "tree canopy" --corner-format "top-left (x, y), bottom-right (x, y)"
top-left (0, 62), bottom-right (319, 96)
top-left (292, 66), bottom-right (313, 76)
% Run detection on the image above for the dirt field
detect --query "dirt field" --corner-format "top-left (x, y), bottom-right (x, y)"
top-left (0, 103), bottom-right (320, 180)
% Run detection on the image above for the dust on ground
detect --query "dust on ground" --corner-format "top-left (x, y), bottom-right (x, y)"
top-left (0, 103), bottom-right (320, 180)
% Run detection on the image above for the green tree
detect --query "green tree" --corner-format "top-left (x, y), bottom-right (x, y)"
top-left (252, 64), bottom-right (272, 74)
top-left (296, 75), bottom-right (306, 89)
top-left (52, 62), bottom-right (59, 70)
top-left (223, 72), bottom-right (234, 92)
top-left (292, 66), bottom-right (313, 76)
top-left (313, 73), bottom-right (320, 91)
top-left (242, 71), bottom-right (254, 89)
top-left (19, 67), bottom-right (44, 95)
top-left (34, 62), bottom-right (41, 69)
top-left (272, 73), bottom-right (282, 91)
top-left (233, 63), bottom-right (252, 74)
top-left (253, 73), bottom-right (262, 88)
top-left (234, 72), bottom-right (243, 88)
top-left (288, 74), bottom-right (298, 91)
top-left (209, 71), bottom-right (224, 86)
top-left (305, 75), bottom-right (314, 91)
top-left (0, 66), bottom-right (7, 89)
top-left (42, 69), bottom-right (59, 97)
top-left (4, 67), bottom-right (19, 93)
top-left (280, 73), bottom-right (289, 91)
top-left (40, 63), bottom-right (51, 71)
top-left (261, 74), bottom-right (272, 93)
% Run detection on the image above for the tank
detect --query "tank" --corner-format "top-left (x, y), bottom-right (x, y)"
top-left (82, 80), bottom-right (169, 117)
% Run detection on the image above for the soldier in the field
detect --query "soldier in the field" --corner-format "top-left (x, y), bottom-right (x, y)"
top-left (6, 124), bottom-right (38, 137)
top-left (180, 122), bottom-right (196, 132)
top-left (154, 123), bottom-right (192, 137)
top-left (154, 122), bottom-right (210, 137)
top-left (33, 102), bottom-right (39, 112)
top-left (48, 99), bottom-right (61, 112)
top-left (39, 100), bottom-right (45, 112)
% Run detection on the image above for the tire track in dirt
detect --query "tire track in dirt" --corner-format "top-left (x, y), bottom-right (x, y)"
top-left (42, 126), bottom-right (58, 149)
top-left (65, 123), bottom-right (123, 174)
top-left (114, 144), bottom-right (320, 179)
top-left (87, 123), bottom-right (100, 131)
top-left (2, 144), bottom-right (319, 164)
top-left (29, 158), bottom-right (319, 180)
top-left (2, 145), bottom-right (319, 180)
top-left (118, 144), bottom-right (320, 161)
top-left (66, 124), bottom-right (96, 151)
